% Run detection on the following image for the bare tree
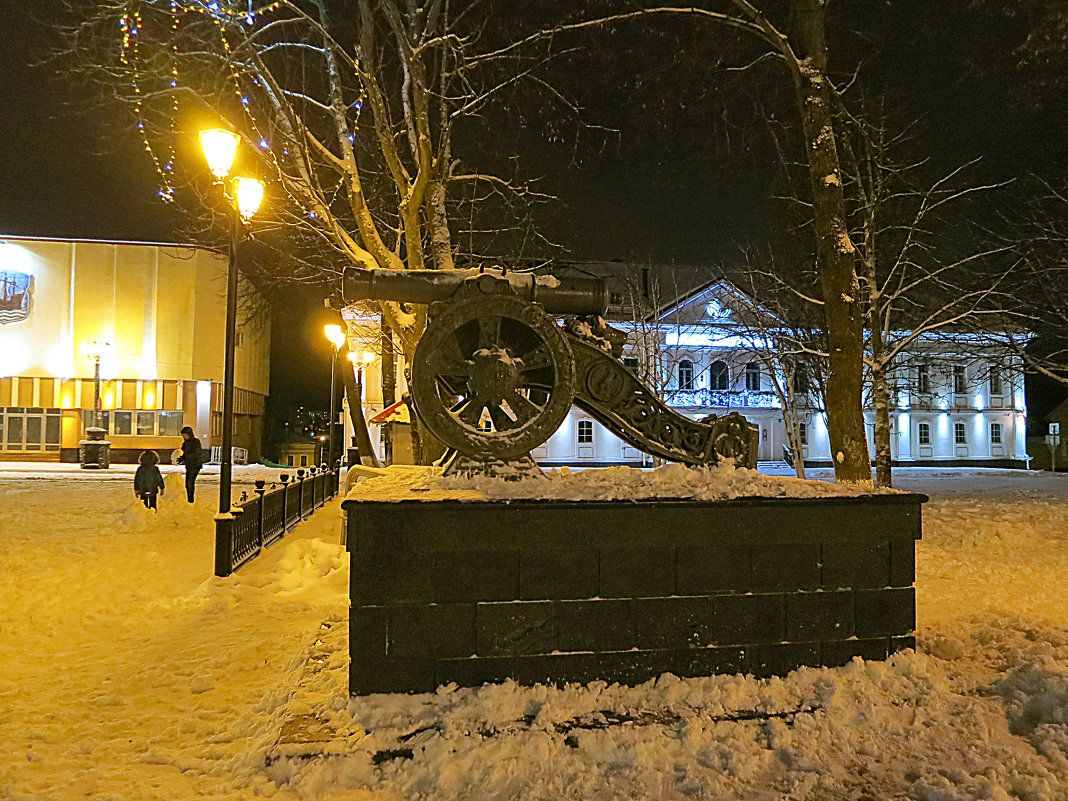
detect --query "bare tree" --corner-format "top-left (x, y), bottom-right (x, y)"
top-left (995, 178), bottom-right (1068, 387)
top-left (836, 113), bottom-right (1014, 486)
top-left (61, 0), bottom-right (584, 461)
top-left (484, 1), bottom-right (872, 483)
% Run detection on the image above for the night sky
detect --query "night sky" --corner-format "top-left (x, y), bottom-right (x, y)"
top-left (0, 1), bottom-right (1064, 411)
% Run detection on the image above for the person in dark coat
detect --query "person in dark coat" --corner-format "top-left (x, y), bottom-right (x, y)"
top-left (177, 426), bottom-right (204, 503)
top-left (134, 450), bottom-right (165, 510)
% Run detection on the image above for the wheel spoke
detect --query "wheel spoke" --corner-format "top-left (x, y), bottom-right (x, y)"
top-left (477, 316), bottom-right (501, 348)
top-left (519, 344), bottom-right (552, 372)
top-left (504, 390), bottom-right (539, 425)
top-left (457, 397), bottom-right (485, 427)
top-left (432, 353), bottom-right (472, 378)
top-left (486, 402), bottom-right (515, 431)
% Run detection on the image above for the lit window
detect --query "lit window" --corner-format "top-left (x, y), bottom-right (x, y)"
top-left (916, 364), bottom-right (930, 395)
top-left (989, 366), bottom-right (1003, 396)
top-left (745, 362), bottom-right (761, 391)
top-left (709, 360), bottom-right (729, 390)
top-left (954, 365), bottom-right (967, 394)
top-left (990, 422), bottom-right (1002, 444)
top-left (955, 422), bottom-right (967, 445)
top-left (577, 420), bottom-right (593, 444)
top-left (159, 411), bottom-right (183, 437)
top-left (113, 411), bottom-right (132, 435)
top-left (678, 360), bottom-right (694, 391)
top-left (137, 411), bottom-right (156, 436)
top-left (918, 422), bottom-right (931, 445)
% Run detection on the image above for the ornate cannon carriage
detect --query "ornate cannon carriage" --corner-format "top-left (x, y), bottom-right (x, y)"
top-left (346, 268), bottom-right (758, 475)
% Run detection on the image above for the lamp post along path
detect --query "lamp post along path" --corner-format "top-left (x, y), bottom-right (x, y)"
top-left (199, 128), bottom-right (263, 516)
top-left (324, 324), bottom-right (346, 467)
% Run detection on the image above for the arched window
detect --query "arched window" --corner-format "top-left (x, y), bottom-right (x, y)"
top-left (678, 359), bottom-right (694, 390)
top-left (709, 360), bottom-right (729, 390)
top-left (745, 362), bottom-right (761, 391)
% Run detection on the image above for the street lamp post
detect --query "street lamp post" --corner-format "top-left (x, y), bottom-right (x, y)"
top-left (85, 341), bottom-right (109, 429)
top-left (324, 324), bottom-right (346, 466)
top-left (199, 128), bottom-right (264, 517)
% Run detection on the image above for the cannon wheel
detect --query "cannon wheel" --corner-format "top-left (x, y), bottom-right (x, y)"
top-left (412, 294), bottom-right (575, 461)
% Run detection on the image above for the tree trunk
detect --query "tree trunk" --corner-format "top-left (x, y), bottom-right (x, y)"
top-left (871, 362), bottom-right (893, 488)
top-left (791, 0), bottom-right (870, 484)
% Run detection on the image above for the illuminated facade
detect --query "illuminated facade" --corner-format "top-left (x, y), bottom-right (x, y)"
top-left (537, 280), bottom-right (1027, 468)
top-left (0, 236), bottom-right (270, 462)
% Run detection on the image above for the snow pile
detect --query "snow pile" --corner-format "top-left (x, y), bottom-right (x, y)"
top-left (269, 639), bottom-right (1068, 801)
top-left (350, 461), bottom-right (900, 503)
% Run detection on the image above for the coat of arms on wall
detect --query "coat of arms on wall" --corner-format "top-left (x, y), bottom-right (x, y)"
top-left (0, 270), bottom-right (33, 325)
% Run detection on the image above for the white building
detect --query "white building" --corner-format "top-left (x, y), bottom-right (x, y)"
top-left (538, 279), bottom-right (1027, 469)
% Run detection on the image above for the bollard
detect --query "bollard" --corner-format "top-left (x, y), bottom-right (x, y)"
top-left (297, 468), bottom-right (306, 520)
top-left (280, 472), bottom-right (290, 530)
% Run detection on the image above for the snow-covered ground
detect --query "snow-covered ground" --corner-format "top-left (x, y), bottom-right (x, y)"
top-left (2, 465), bottom-right (1068, 800)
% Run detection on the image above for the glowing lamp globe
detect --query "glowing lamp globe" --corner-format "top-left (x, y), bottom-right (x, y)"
top-left (324, 324), bottom-right (346, 349)
top-left (199, 128), bottom-right (239, 179)
top-left (234, 177), bottom-right (264, 220)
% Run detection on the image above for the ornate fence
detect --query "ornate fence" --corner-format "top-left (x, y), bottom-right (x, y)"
top-left (214, 463), bottom-right (342, 577)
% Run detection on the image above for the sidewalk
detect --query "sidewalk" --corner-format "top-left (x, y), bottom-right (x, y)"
top-left (0, 460), bottom-right (290, 485)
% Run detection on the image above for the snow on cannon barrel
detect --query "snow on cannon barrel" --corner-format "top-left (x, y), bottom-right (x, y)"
top-left (344, 267), bottom-right (758, 475)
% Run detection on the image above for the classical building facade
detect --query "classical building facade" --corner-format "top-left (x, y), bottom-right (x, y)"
top-left (537, 279), bottom-right (1027, 468)
top-left (0, 236), bottom-right (270, 462)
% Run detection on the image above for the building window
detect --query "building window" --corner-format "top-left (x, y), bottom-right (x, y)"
top-left (623, 356), bottom-right (639, 371)
top-left (609, 291), bottom-right (625, 306)
top-left (577, 419), bottom-right (593, 444)
top-left (2, 407), bottom-right (62, 452)
top-left (82, 410), bottom-right (111, 432)
top-left (709, 360), bottom-right (729, 390)
top-left (918, 422), bottom-right (931, 445)
top-left (113, 411), bottom-right (133, 435)
top-left (955, 422), bottom-right (967, 445)
top-left (954, 365), bottom-right (967, 394)
top-left (916, 364), bottom-right (931, 395)
top-left (795, 367), bottom-right (809, 394)
top-left (677, 360), bottom-right (694, 390)
top-left (159, 411), bottom-right (183, 437)
top-left (990, 422), bottom-right (1002, 444)
top-left (745, 362), bottom-right (761, 391)
top-left (989, 366), bottom-right (1003, 396)
top-left (799, 422), bottom-right (808, 445)
top-left (137, 411), bottom-right (156, 436)
top-left (300, 454), bottom-right (308, 467)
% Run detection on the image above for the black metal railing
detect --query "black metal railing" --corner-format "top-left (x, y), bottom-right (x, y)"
top-left (214, 462), bottom-right (343, 577)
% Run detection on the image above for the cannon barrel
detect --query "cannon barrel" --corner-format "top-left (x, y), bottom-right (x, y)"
top-left (344, 268), bottom-right (609, 317)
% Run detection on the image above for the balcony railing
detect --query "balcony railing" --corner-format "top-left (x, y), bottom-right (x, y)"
top-left (665, 388), bottom-right (783, 409)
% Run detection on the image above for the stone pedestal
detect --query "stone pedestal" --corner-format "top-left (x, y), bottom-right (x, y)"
top-left (78, 426), bottom-right (111, 469)
top-left (344, 492), bottom-right (925, 694)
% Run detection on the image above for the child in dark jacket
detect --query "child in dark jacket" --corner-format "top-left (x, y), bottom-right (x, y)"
top-left (134, 450), bottom-right (166, 510)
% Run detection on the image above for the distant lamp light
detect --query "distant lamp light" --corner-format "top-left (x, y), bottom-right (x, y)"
top-left (324, 324), bottom-right (346, 349)
top-left (143, 389), bottom-right (156, 409)
top-left (103, 389), bottom-right (115, 409)
top-left (234, 176), bottom-right (264, 220)
top-left (199, 128), bottom-right (239, 179)
top-left (362, 351), bottom-right (375, 364)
